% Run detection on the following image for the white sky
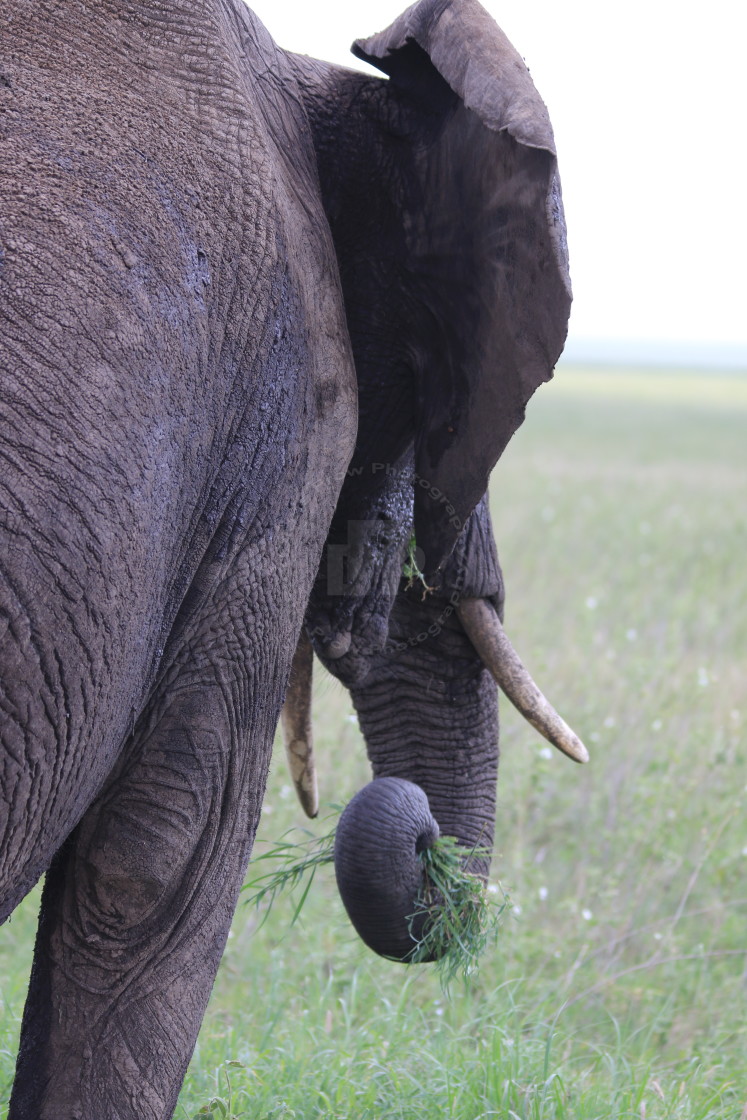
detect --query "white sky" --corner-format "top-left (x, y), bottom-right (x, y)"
top-left (247, 0), bottom-right (747, 354)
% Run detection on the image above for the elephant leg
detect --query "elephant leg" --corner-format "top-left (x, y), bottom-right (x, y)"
top-left (9, 588), bottom-right (286, 1119)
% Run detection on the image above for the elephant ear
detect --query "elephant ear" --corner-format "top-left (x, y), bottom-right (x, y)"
top-left (350, 0), bottom-right (571, 576)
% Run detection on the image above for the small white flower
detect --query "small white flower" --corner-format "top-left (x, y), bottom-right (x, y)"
top-left (626, 628), bottom-right (637, 641)
top-left (585, 596), bottom-right (598, 609)
top-left (279, 784), bottom-right (292, 800)
top-left (697, 667), bottom-right (709, 687)
top-left (487, 883), bottom-right (499, 894)
top-left (513, 904), bottom-right (522, 916)
top-left (435, 1007), bottom-right (444, 1017)
top-left (538, 886), bottom-right (548, 901)
top-left (347, 713), bottom-right (359, 724)
top-left (262, 804), bottom-right (273, 815)
top-left (604, 716), bottom-right (616, 728)
top-left (651, 719), bottom-right (662, 731)
top-left (581, 908), bottom-right (592, 921)
top-left (538, 746), bottom-right (553, 760)
top-left (653, 932), bottom-right (663, 941)
top-left (742, 846), bottom-right (747, 857)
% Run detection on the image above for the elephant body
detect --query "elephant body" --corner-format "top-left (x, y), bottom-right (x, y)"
top-left (1, 2), bottom-right (355, 1110)
top-left (0, 1), bottom-right (574, 1115)
top-left (2, 0), bottom-right (356, 900)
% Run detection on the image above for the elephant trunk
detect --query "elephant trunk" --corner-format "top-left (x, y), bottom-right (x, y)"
top-left (333, 777), bottom-right (439, 960)
top-left (336, 612), bottom-right (498, 960)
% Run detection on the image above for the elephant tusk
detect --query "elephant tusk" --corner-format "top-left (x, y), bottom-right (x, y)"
top-left (280, 629), bottom-right (319, 817)
top-left (456, 598), bottom-right (589, 764)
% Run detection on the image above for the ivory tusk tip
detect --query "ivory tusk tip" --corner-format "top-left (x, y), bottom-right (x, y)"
top-left (281, 630), bottom-right (318, 815)
top-left (285, 738), bottom-right (319, 817)
top-left (292, 766), bottom-right (319, 818)
top-left (567, 740), bottom-right (590, 764)
top-left (546, 727), bottom-right (589, 764)
top-left (296, 788), bottom-right (319, 819)
top-left (456, 598), bottom-right (590, 767)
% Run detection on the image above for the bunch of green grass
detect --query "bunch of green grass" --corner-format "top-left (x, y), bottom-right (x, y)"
top-left (402, 534), bottom-right (433, 595)
top-left (241, 822), bottom-right (336, 927)
top-left (243, 819), bottom-right (507, 988)
top-left (408, 835), bottom-right (510, 986)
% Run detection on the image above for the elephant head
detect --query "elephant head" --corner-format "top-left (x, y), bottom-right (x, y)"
top-left (281, 0), bottom-right (586, 960)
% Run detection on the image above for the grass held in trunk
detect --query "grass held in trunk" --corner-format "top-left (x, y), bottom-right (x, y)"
top-left (409, 835), bottom-right (511, 987)
top-left (243, 817), bottom-right (508, 987)
top-left (403, 534), bottom-right (434, 596)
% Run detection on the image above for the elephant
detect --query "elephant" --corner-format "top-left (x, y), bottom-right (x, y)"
top-left (0, 0), bottom-right (584, 1115)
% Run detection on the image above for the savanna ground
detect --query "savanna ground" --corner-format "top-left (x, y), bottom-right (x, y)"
top-left (1, 367), bottom-right (745, 1118)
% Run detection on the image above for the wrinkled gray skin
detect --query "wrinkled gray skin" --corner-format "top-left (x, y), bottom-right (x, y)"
top-left (0, 0), bottom-right (571, 1115)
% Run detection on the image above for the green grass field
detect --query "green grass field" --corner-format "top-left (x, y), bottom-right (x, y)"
top-left (1, 367), bottom-right (745, 1118)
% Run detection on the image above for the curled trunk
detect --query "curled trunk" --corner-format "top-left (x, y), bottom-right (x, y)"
top-left (335, 592), bottom-right (498, 960)
top-left (334, 778), bottom-right (439, 960)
